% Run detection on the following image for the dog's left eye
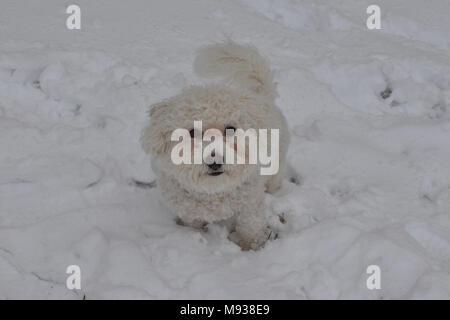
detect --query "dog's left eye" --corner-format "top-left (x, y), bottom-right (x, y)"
top-left (189, 129), bottom-right (203, 139)
top-left (225, 126), bottom-right (236, 134)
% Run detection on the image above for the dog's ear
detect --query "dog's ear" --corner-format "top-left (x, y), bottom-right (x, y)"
top-left (141, 100), bottom-right (173, 156)
top-left (148, 101), bottom-right (170, 118)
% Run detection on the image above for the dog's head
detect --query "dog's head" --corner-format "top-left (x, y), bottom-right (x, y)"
top-left (141, 85), bottom-right (265, 193)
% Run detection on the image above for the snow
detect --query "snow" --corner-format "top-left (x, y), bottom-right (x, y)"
top-left (1, 0), bottom-right (450, 299)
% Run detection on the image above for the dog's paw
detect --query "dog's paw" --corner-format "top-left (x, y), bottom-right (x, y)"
top-left (229, 229), bottom-right (269, 251)
top-left (175, 217), bottom-right (208, 231)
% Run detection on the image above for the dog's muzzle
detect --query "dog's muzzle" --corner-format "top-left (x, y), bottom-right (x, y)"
top-left (207, 162), bottom-right (223, 176)
top-left (206, 151), bottom-right (224, 176)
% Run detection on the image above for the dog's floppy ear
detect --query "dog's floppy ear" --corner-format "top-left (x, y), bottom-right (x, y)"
top-left (141, 100), bottom-right (173, 156)
top-left (148, 101), bottom-right (170, 118)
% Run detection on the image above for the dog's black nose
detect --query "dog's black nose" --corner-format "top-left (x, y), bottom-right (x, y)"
top-left (207, 162), bottom-right (222, 171)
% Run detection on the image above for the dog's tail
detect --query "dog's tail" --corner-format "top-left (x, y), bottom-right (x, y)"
top-left (193, 41), bottom-right (277, 100)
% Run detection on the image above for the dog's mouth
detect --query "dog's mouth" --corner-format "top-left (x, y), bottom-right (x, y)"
top-left (208, 171), bottom-right (224, 176)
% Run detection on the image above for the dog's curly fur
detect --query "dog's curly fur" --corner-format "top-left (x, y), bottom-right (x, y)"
top-left (141, 41), bottom-right (290, 250)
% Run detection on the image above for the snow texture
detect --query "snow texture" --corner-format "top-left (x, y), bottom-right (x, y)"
top-left (1, 0), bottom-right (450, 299)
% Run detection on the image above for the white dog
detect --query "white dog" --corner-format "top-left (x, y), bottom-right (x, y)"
top-left (141, 41), bottom-right (290, 250)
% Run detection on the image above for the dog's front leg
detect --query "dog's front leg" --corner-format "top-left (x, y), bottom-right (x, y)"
top-left (231, 197), bottom-right (268, 250)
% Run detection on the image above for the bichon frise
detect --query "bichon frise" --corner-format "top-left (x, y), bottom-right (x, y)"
top-left (141, 41), bottom-right (290, 250)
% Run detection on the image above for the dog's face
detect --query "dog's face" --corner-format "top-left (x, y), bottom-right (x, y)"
top-left (141, 85), bottom-right (264, 193)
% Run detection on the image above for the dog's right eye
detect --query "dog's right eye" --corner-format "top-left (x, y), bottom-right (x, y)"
top-left (225, 126), bottom-right (236, 135)
top-left (189, 129), bottom-right (195, 138)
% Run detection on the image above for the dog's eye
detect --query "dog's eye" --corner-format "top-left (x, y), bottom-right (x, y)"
top-left (225, 126), bottom-right (236, 134)
top-left (190, 129), bottom-right (204, 139)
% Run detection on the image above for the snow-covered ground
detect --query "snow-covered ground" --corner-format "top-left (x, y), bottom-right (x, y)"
top-left (1, 0), bottom-right (450, 299)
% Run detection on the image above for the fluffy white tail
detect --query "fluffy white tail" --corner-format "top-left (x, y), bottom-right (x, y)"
top-left (193, 41), bottom-right (277, 100)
